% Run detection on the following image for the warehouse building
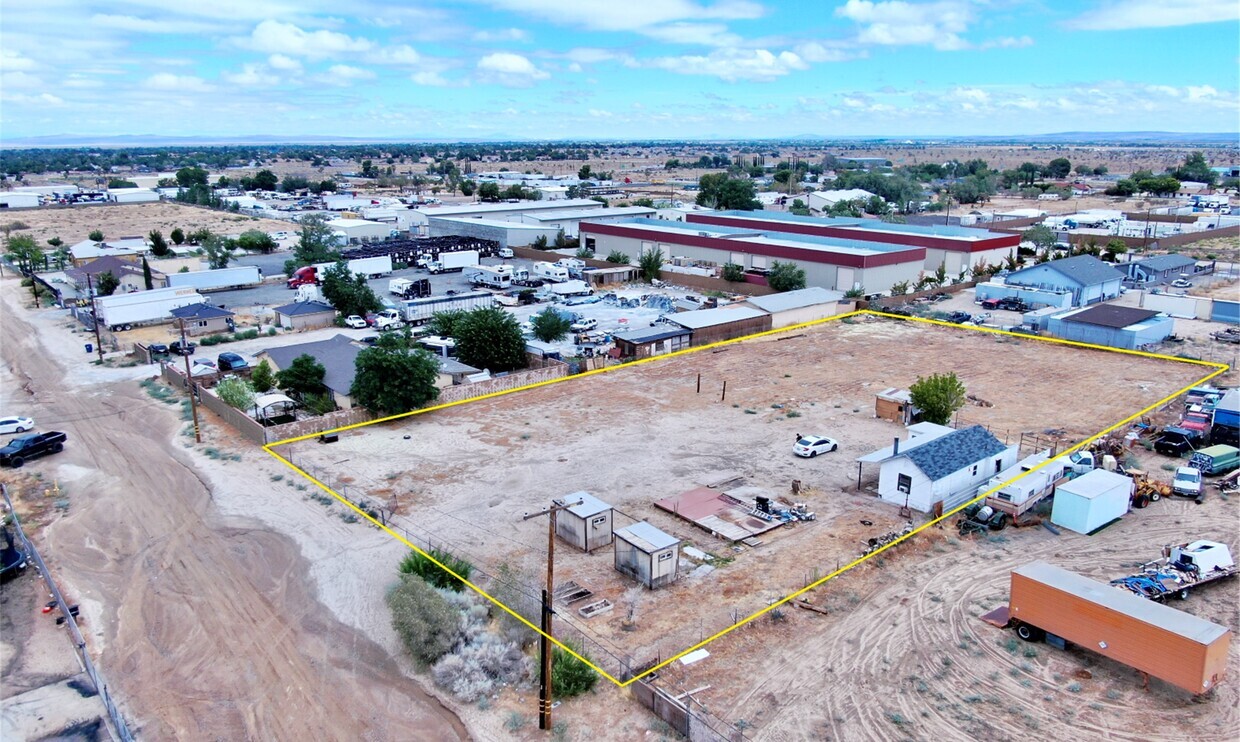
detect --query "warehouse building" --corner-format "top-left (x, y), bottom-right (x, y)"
top-left (1044, 304), bottom-right (1174, 350)
top-left (428, 216), bottom-right (561, 249)
top-left (666, 305), bottom-right (772, 346)
top-left (579, 219), bottom-right (926, 294)
top-left (518, 205), bottom-right (656, 237)
top-left (107, 188), bottom-right (159, 203)
top-left (1122, 254), bottom-right (1198, 286)
top-left (328, 218), bottom-right (393, 243)
top-left (0, 192), bottom-right (40, 208)
top-left (1000, 255), bottom-right (1125, 306)
top-left (413, 198), bottom-right (605, 227)
top-left (685, 211), bottom-right (1019, 276)
top-left (740, 286), bottom-right (848, 328)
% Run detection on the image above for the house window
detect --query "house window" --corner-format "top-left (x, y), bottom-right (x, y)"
top-left (971, 464), bottom-right (978, 476)
top-left (196, 320), bottom-right (208, 328)
top-left (657, 551), bottom-right (673, 562)
top-left (896, 473), bottom-right (912, 494)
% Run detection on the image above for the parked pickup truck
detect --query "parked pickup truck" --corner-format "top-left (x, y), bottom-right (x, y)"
top-left (0, 431), bottom-right (68, 468)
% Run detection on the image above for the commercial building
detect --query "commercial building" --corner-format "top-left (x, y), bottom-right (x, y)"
top-left (415, 198), bottom-right (605, 224)
top-left (740, 286), bottom-right (848, 328)
top-left (329, 218), bottom-right (392, 243)
top-left (1044, 304), bottom-right (1174, 350)
top-left (518, 205), bottom-right (657, 237)
top-left (427, 216), bottom-right (561, 249)
top-left (1001, 255), bottom-right (1125, 306)
top-left (0, 192), bottom-right (40, 208)
top-left (806, 189), bottom-right (879, 212)
top-left (684, 211), bottom-right (1019, 275)
top-left (579, 219), bottom-right (926, 294)
top-left (665, 306), bottom-right (772, 346)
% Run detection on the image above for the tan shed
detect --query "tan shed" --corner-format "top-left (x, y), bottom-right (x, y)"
top-left (1009, 561), bottom-right (1230, 694)
top-left (554, 492), bottom-right (613, 553)
top-left (614, 522), bottom-right (679, 589)
top-left (875, 388), bottom-right (917, 424)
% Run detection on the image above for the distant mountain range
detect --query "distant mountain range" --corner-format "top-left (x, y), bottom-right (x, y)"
top-left (1, 131), bottom-right (1236, 148)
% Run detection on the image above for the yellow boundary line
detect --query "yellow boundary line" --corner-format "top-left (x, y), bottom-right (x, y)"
top-left (262, 310), bottom-right (1229, 688)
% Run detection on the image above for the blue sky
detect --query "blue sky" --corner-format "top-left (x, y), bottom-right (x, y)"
top-left (1, 0), bottom-right (1237, 140)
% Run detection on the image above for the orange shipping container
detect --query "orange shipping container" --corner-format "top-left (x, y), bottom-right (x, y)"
top-left (1009, 561), bottom-right (1230, 694)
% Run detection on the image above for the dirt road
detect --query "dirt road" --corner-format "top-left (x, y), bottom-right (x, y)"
top-left (0, 279), bottom-right (469, 740)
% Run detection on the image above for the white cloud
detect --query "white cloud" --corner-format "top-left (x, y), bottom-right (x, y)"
top-left (979, 35), bottom-right (1034, 50)
top-left (268, 54), bottom-right (303, 72)
top-left (222, 63), bottom-right (280, 87)
top-left (476, 52), bottom-right (550, 86)
top-left (366, 45), bottom-right (422, 66)
top-left (647, 48), bottom-right (808, 82)
top-left (472, 27), bottom-right (529, 42)
top-left (950, 86), bottom-right (989, 103)
top-left (89, 14), bottom-right (222, 35)
top-left (794, 41), bottom-right (861, 63)
top-left (588, 108), bottom-right (614, 117)
top-left (835, 0), bottom-right (975, 50)
top-left (641, 22), bottom-right (741, 46)
top-left (243, 20), bottom-right (373, 59)
top-left (0, 50), bottom-right (38, 72)
top-left (1063, 0), bottom-right (1239, 30)
top-left (319, 64), bottom-right (377, 86)
top-left (482, 0), bottom-right (763, 31)
top-left (2, 92), bottom-right (65, 106)
top-left (1186, 85), bottom-right (1218, 101)
top-left (411, 71), bottom-right (452, 86)
top-left (142, 73), bottom-right (216, 92)
top-left (1, 71), bottom-right (45, 90)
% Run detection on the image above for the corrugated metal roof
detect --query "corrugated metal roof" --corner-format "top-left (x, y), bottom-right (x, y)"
top-left (1014, 561), bottom-right (1229, 644)
top-left (742, 287), bottom-right (844, 313)
top-left (616, 521), bottom-right (678, 552)
top-left (613, 327), bottom-right (692, 344)
top-left (668, 306), bottom-right (767, 330)
top-left (904, 425), bottom-right (1008, 481)
top-left (558, 491), bottom-right (611, 518)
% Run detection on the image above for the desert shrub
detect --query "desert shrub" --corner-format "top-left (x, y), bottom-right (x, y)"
top-left (488, 563), bottom-right (541, 646)
top-left (552, 639), bottom-right (598, 698)
top-left (398, 547), bottom-right (474, 592)
top-left (387, 575), bottom-right (459, 667)
top-left (215, 377), bottom-right (256, 410)
top-left (432, 633), bottom-right (532, 701)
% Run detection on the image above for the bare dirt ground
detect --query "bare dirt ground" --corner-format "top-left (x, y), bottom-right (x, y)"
top-left (1, 201), bottom-right (294, 246)
top-left (284, 313), bottom-right (1231, 739)
top-left (0, 276), bottom-right (470, 740)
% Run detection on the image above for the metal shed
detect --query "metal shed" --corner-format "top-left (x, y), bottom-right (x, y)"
top-left (554, 492), bottom-right (614, 553)
top-left (1051, 469), bottom-right (1133, 534)
top-left (614, 522), bottom-right (680, 589)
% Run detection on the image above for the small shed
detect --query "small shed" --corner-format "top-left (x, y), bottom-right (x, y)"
top-left (554, 492), bottom-right (614, 553)
top-left (170, 303), bottom-right (235, 336)
top-left (1051, 469), bottom-right (1133, 535)
top-left (612, 326), bottom-right (692, 359)
top-left (614, 522), bottom-right (679, 589)
top-left (741, 287), bottom-right (846, 329)
top-left (273, 300), bottom-right (337, 330)
top-left (875, 388), bottom-right (918, 424)
top-left (666, 305), bottom-right (772, 346)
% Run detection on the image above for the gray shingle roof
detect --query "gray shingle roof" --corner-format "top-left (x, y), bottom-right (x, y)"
top-left (903, 425), bottom-right (1008, 481)
top-left (1136, 254), bottom-right (1196, 273)
top-left (273, 300), bottom-right (335, 316)
top-left (170, 303), bottom-right (234, 319)
top-left (260, 334), bottom-right (360, 396)
top-left (1010, 255), bottom-right (1124, 288)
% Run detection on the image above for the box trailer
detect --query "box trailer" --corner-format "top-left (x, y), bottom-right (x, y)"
top-left (166, 265), bottom-right (262, 292)
top-left (399, 291), bottom-right (495, 325)
top-left (312, 255), bottom-right (392, 279)
top-left (95, 287), bottom-right (206, 329)
top-left (1008, 561), bottom-right (1230, 694)
top-left (427, 250), bottom-right (479, 274)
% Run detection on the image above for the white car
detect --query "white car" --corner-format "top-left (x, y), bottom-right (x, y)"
top-left (793, 435), bottom-right (838, 458)
top-left (344, 315), bottom-right (368, 329)
top-left (498, 247), bottom-right (514, 259)
top-left (1170, 279), bottom-right (1193, 289)
top-left (570, 318), bottom-right (598, 332)
top-left (0, 416), bottom-right (34, 435)
top-left (1172, 466), bottom-right (1202, 498)
top-left (271, 231), bottom-right (292, 240)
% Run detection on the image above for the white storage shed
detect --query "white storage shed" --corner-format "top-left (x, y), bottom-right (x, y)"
top-left (1051, 469), bottom-right (1133, 535)
top-left (614, 522), bottom-right (679, 589)
top-left (554, 492), bottom-right (614, 553)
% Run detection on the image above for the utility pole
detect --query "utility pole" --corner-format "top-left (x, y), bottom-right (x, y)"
top-left (85, 273), bottom-right (104, 363)
top-left (522, 496), bottom-right (582, 731)
top-left (178, 318), bottom-right (202, 443)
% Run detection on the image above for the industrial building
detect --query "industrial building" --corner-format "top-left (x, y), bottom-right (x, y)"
top-left (806, 189), bottom-right (879, 213)
top-left (0, 192), bottom-right (40, 208)
top-left (328, 218), bottom-right (393, 243)
top-left (1000, 255), bottom-right (1125, 306)
top-left (1044, 304), bottom-right (1174, 350)
top-left (579, 219), bottom-right (926, 294)
top-left (427, 216), bottom-right (561, 249)
top-left (554, 492), bottom-right (614, 553)
top-left (518, 205), bottom-right (656, 237)
top-left (739, 286), bottom-right (848, 328)
top-left (413, 198), bottom-right (605, 226)
top-left (684, 211), bottom-right (1020, 275)
top-left (665, 306), bottom-right (772, 346)
top-left (107, 188), bottom-right (159, 203)
top-left (614, 522), bottom-right (679, 589)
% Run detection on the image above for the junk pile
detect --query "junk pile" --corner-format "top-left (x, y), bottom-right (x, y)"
top-left (861, 522), bottom-right (914, 557)
top-left (752, 495), bottom-right (816, 523)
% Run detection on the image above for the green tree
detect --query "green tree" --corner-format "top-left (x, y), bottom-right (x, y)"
top-left (202, 233), bottom-right (234, 269)
top-left (1105, 179), bottom-right (1138, 197)
top-left (767, 260), bottom-right (806, 292)
top-left (46, 236), bottom-right (63, 248)
top-left (290, 214), bottom-right (341, 272)
top-left (96, 270), bottom-right (119, 296)
top-left (5, 234), bottom-right (45, 303)
top-left (170, 227), bottom-right (185, 245)
top-left (252, 169), bottom-right (279, 191)
top-left (428, 309), bottom-right (468, 338)
top-left (788, 198), bottom-right (811, 216)
top-left (149, 229), bottom-right (169, 257)
top-left (141, 257), bottom-right (153, 290)
top-left (320, 260), bottom-right (381, 318)
top-left (88, 229), bottom-right (105, 242)
top-left (478, 181), bottom-right (501, 202)
top-left (575, 246), bottom-right (593, 259)
top-left (578, 164), bottom-right (592, 180)
top-left (605, 250), bottom-right (629, 264)
top-left (1171, 151), bottom-right (1215, 185)
top-left (250, 359), bottom-right (275, 393)
top-left (387, 575), bottom-right (459, 668)
top-left (889, 280), bottom-right (910, 296)
top-left (1045, 157), bottom-right (1072, 179)
top-left (236, 229), bottom-right (277, 254)
top-left (531, 234), bottom-right (549, 249)
top-left (455, 307), bottom-right (527, 373)
top-left (933, 260), bottom-right (948, 287)
top-left (351, 333), bottom-right (441, 414)
top-left (459, 179), bottom-right (476, 197)
top-left (552, 640), bottom-right (598, 698)
top-left (1104, 239), bottom-right (1129, 260)
top-left (175, 166), bottom-right (209, 188)
top-left (530, 306), bottom-right (571, 342)
top-left (721, 262), bottom-right (745, 282)
top-left (107, 178), bottom-right (138, 188)
top-left (1024, 224), bottom-right (1058, 252)
top-left (1093, 166), bottom-right (1108, 176)
top-left (696, 174), bottom-right (761, 210)
top-left (397, 547), bottom-right (473, 592)
top-left (276, 354), bottom-right (327, 399)
top-left (827, 199), bottom-right (865, 217)
top-left (639, 246), bottom-right (664, 282)
top-left (909, 372), bottom-right (967, 426)
top-left (216, 378), bottom-right (256, 410)
top-left (1018, 162), bottom-right (1040, 186)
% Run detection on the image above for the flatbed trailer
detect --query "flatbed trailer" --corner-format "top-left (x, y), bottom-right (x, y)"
top-left (1111, 541), bottom-right (1238, 602)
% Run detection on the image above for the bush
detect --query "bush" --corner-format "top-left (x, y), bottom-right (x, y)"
top-left (605, 250), bottom-right (629, 264)
top-left (552, 639), bottom-right (598, 698)
top-left (489, 563), bottom-right (541, 646)
top-left (387, 575), bottom-right (460, 667)
top-left (216, 378), bottom-right (256, 410)
top-left (399, 547), bottom-right (474, 592)
top-left (721, 262), bottom-right (745, 282)
top-left (432, 633), bottom-right (532, 701)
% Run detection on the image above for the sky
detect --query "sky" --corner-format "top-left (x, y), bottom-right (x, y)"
top-left (1, 0), bottom-right (1238, 141)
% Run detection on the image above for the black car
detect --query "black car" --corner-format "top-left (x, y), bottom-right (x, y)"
top-left (148, 343), bottom-right (170, 356)
top-left (217, 352), bottom-right (249, 371)
top-left (945, 311), bottom-right (973, 324)
top-left (170, 340), bottom-right (196, 356)
top-left (0, 431), bottom-right (68, 468)
top-left (1154, 427), bottom-right (1203, 458)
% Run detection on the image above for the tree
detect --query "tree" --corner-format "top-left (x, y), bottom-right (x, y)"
top-left (1093, 165), bottom-right (1109, 176)
top-left (639, 246), bottom-right (664, 282)
top-left (252, 169), bottom-right (279, 191)
top-left (387, 575), bottom-right (459, 668)
top-left (696, 174), bottom-right (761, 210)
top-left (933, 260), bottom-right (948, 288)
top-left (721, 262), bottom-right (745, 282)
top-left (276, 354), bottom-right (327, 399)
top-left (455, 307), bottom-right (527, 373)
top-left (216, 378), bottom-right (256, 410)
top-left (575, 246), bottom-right (593, 259)
top-left (351, 333), bottom-right (441, 414)
top-left (5, 234), bottom-right (45, 304)
top-left (149, 229), bottom-right (169, 257)
top-left (290, 214), bottom-right (341, 271)
top-left (1171, 151), bottom-right (1215, 185)
top-left (1105, 179), bottom-right (1138, 197)
top-left (788, 198), bottom-right (811, 216)
top-left (1046, 157), bottom-right (1072, 179)
top-left (531, 234), bottom-right (548, 249)
top-left (141, 257), bottom-right (153, 290)
top-left (909, 372), bottom-right (967, 426)
top-left (175, 166), bottom-right (209, 188)
top-left (605, 250), bottom-right (629, 264)
top-left (578, 164), bottom-right (592, 180)
top-left (459, 179), bottom-right (476, 197)
top-left (1104, 239), bottom-right (1129, 261)
top-left (1024, 224), bottom-right (1058, 252)
top-left (478, 181), bottom-right (501, 202)
top-left (236, 229), bottom-right (277, 254)
top-left (88, 229), bottom-right (105, 242)
top-left (889, 280), bottom-right (910, 296)
top-left (108, 178), bottom-right (138, 189)
top-left (530, 306), bottom-right (571, 342)
top-left (47, 236), bottom-right (62, 248)
top-left (320, 260), bottom-right (381, 317)
top-left (428, 309), bottom-right (468, 338)
top-left (1018, 162), bottom-right (1040, 186)
top-left (96, 270), bottom-right (119, 296)
top-left (398, 547), bottom-right (473, 592)
top-left (552, 640), bottom-right (598, 698)
top-left (170, 227), bottom-right (185, 245)
top-left (767, 260), bottom-right (806, 292)
top-left (202, 233), bottom-right (234, 269)
top-left (827, 199), bottom-right (865, 217)
top-left (250, 359), bottom-right (275, 393)
top-left (316, 180), bottom-right (337, 194)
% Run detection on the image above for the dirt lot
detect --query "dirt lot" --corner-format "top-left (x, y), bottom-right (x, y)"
top-left (1, 201), bottom-right (294, 246)
top-left (281, 314), bottom-right (1232, 736)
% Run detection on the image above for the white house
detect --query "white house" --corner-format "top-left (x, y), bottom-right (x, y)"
top-left (859, 424), bottom-right (1019, 513)
top-left (807, 189), bottom-right (879, 213)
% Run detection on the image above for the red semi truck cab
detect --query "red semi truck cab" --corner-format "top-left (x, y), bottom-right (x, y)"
top-left (286, 266), bottom-right (318, 288)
